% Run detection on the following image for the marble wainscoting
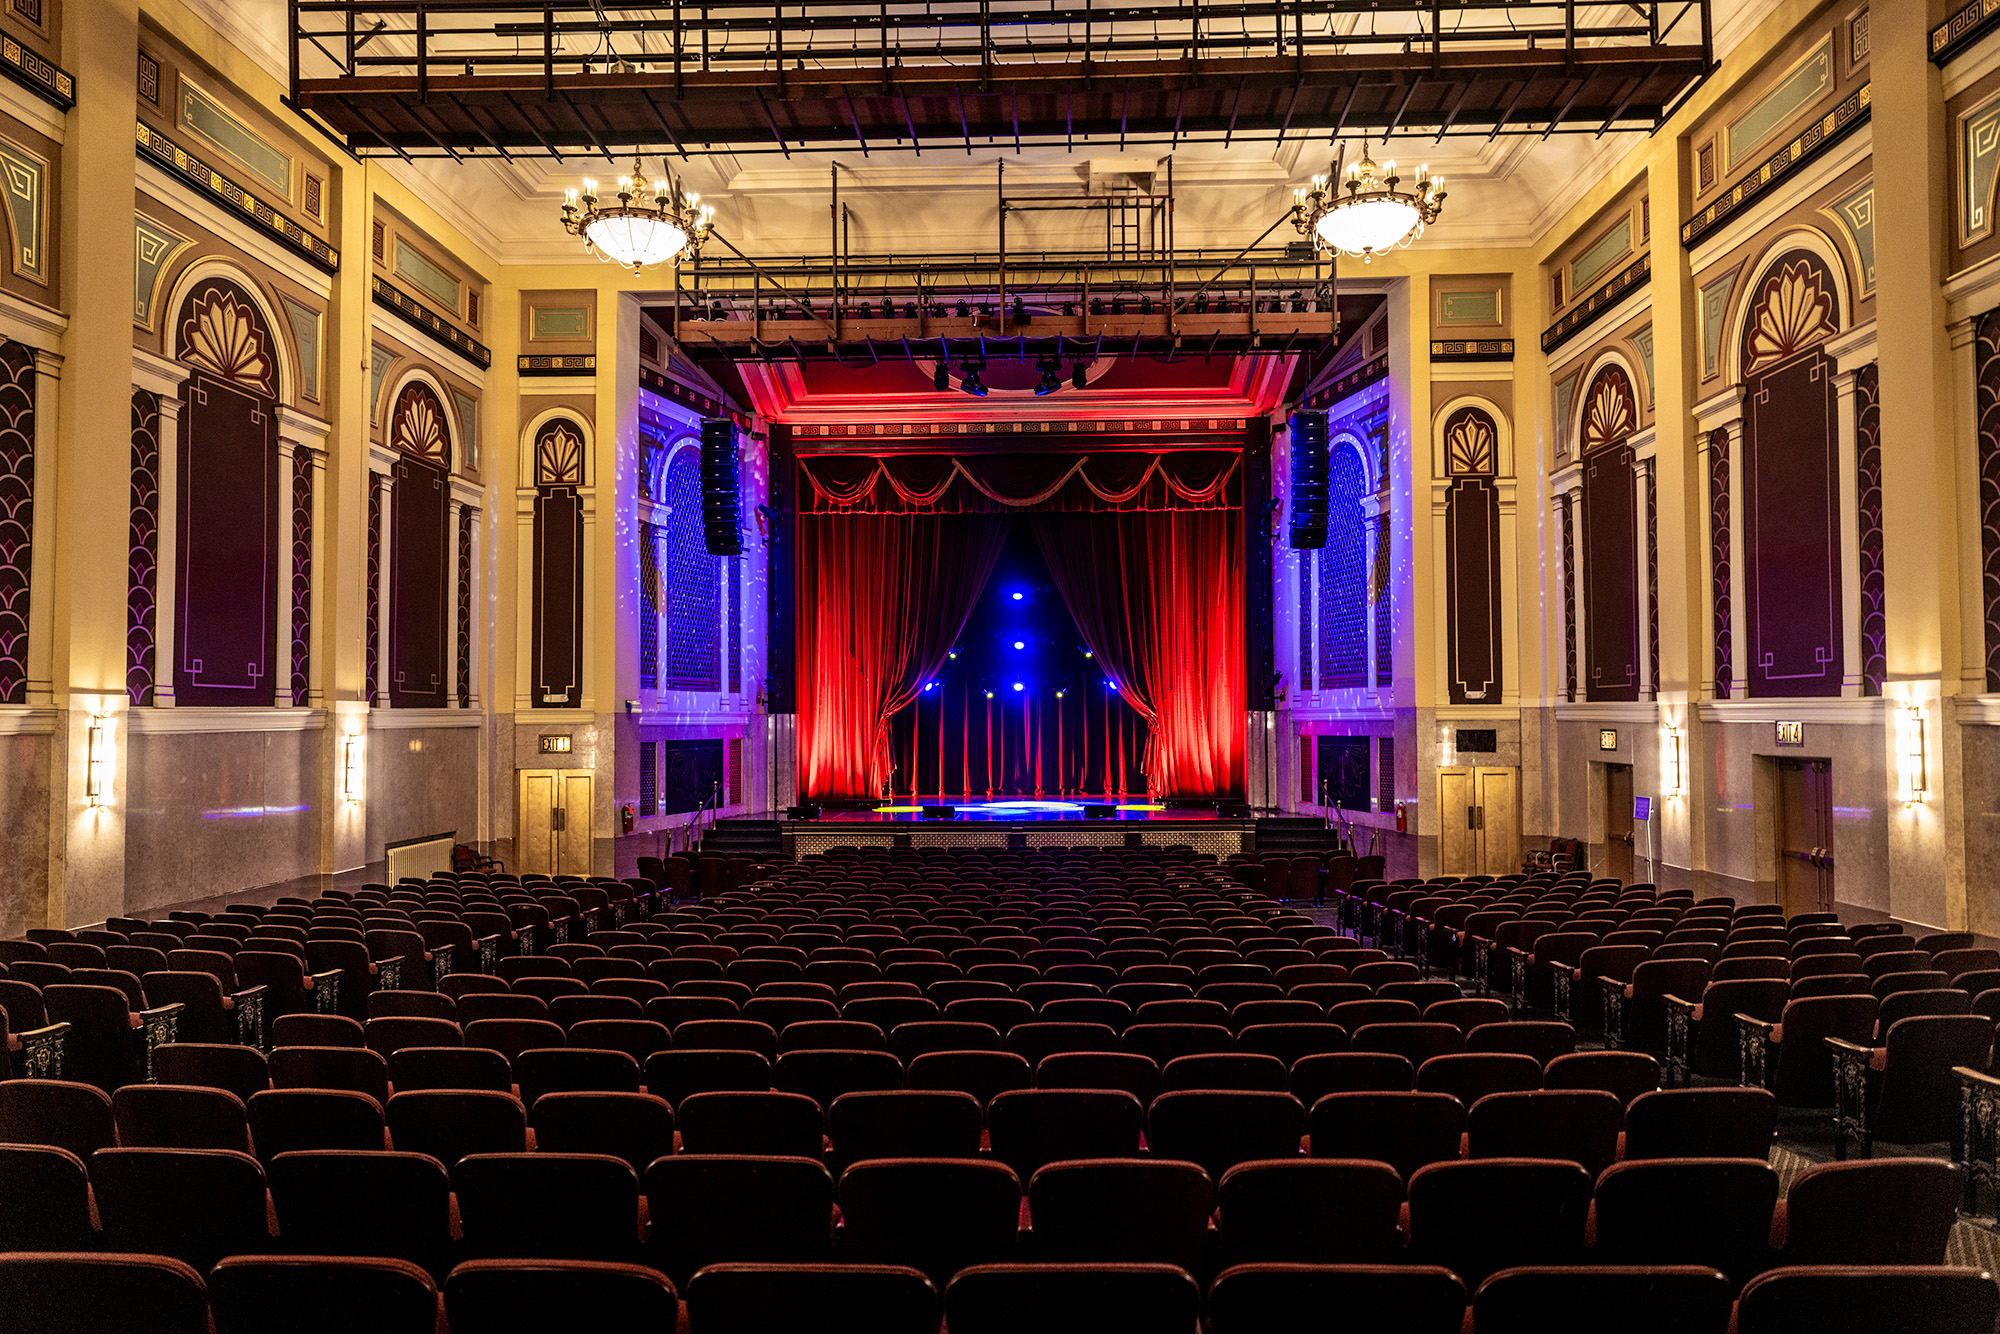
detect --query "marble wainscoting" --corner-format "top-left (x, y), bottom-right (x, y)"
top-left (124, 717), bottom-right (326, 917)
top-left (0, 728), bottom-right (53, 934)
top-left (364, 717), bottom-right (484, 866)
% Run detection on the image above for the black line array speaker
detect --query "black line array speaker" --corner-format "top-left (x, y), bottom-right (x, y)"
top-left (701, 418), bottom-right (743, 555)
top-left (1288, 409), bottom-right (1329, 550)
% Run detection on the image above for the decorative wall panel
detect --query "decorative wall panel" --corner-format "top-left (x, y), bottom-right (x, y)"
top-left (1376, 736), bottom-right (1395, 811)
top-left (1742, 251), bottom-right (1842, 698)
top-left (665, 449), bottom-right (720, 692)
top-left (1980, 309), bottom-right (2000, 692)
top-left (1855, 362), bottom-right (1884, 696)
top-left (389, 456), bottom-right (447, 708)
top-left (1318, 444), bottom-right (1367, 689)
top-left (176, 369), bottom-right (277, 706)
top-left (0, 343), bottom-right (30, 705)
top-left (1316, 735), bottom-right (1369, 812)
top-left (638, 519), bottom-right (660, 690)
top-left (662, 738), bottom-right (723, 815)
top-left (1561, 495), bottom-right (1578, 702)
top-left (366, 471), bottom-right (380, 694)
top-left (728, 556), bottom-right (743, 693)
top-left (1646, 460), bottom-right (1659, 696)
top-left (532, 417), bottom-right (585, 708)
top-left (128, 389), bottom-right (158, 706)
top-left (289, 446), bottom-right (312, 705)
top-left (390, 381), bottom-right (452, 467)
top-left (1709, 429), bottom-right (1733, 699)
top-left (1443, 407), bottom-right (1501, 705)
top-left (456, 504), bottom-right (472, 708)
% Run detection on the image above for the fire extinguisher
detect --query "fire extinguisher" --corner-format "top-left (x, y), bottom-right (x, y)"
top-left (1395, 802), bottom-right (1407, 834)
top-left (621, 803), bottom-right (635, 834)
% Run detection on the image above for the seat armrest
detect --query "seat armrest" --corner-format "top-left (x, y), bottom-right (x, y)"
top-left (430, 942), bottom-right (457, 982)
top-left (475, 934), bottom-right (501, 974)
top-left (1662, 994), bottom-right (1698, 1088)
top-left (138, 1003), bottom-right (183, 1079)
top-left (230, 984), bottom-right (269, 1049)
top-left (310, 968), bottom-right (343, 1014)
top-left (17, 1020), bottom-right (69, 1080)
top-left (1826, 1036), bottom-right (1876, 1156)
top-left (1735, 1013), bottom-right (1777, 1090)
top-left (375, 956), bottom-right (404, 991)
top-left (1596, 975), bottom-right (1629, 1049)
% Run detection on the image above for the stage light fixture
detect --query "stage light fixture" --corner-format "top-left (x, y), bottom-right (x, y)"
top-left (923, 681), bottom-right (936, 691)
top-left (1061, 302), bottom-right (1076, 317)
top-left (979, 305), bottom-right (993, 321)
top-left (956, 299), bottom-right (971, 318)
top-left (881, 296), bottom-right (895, 318)
top-left (1013, 641), bottom-right (1025, 650)
top-left (708, 301), bottom-right (725, 321)
top-left (961, 364), bottom-right (988, 396)
top-left (933, 356), bottom-right (951, 391)
top-left (1110, 296), bottom-right (1126, 315)
top-left (1139, 295), bottom-right (1152, 315)
top-left (1090, 298), bottom-right (1105, 316)
top-left (1013, 682), bottom-right (1024, 691)
top-left (948, 649), bottom-right (959, 659)
top-left (1013, 296), bottom-right (1029, 325)
top-left (1106, 679), bottom-right (1119, 691)
top-left (1012, 592), bottom-right (1023, 601)
top-left (1216, 297), bottom-right (1232, 314)
top-left (1290, 291), bottom-right (1306, 312)
top-left (1072, 361), bottom-right (1088, 389)
top-left (1034, 358), bottom-right (1061, 395)
top-left (857, 303), bottom-right (874, 319)
top-left (984, 690), bottom-right (994, 698)
top-left (1194, 294), bottom-right (1209, 314)
top-left (1055, 690), bottom-right (1065, 699)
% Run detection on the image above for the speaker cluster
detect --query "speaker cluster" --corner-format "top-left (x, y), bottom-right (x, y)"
top-left (700, 418), bottom-right (743, 556)
top-left (1288, 409), bottom-right (1330, 550)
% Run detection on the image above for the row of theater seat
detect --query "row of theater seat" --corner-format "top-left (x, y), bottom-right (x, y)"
top-left (0, 1136), bottom-right (1964, 1288)
top-left (9, 1252), bottom-right (1997, 1334)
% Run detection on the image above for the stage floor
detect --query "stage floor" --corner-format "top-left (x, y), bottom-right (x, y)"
top-left (810, 796), bottom-right (1233, 823)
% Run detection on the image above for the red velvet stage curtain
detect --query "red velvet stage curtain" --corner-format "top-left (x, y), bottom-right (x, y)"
top-left (1032, 508), bottom-right (1245, 799)
top-left (797, 451), bottom-right (1241, 513)
top-left (798, 511), bottom-right (1010, 799)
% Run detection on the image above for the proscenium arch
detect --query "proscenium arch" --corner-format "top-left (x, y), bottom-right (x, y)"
top-left (1433, 394), bottom-right (1513, 478)
top-left (1723, 225), bottom-right (1853, 388)
top-left (162, 257), bottom-right (297, 406)
top-left (521, 406), bottom-right (594, 489)
top-left (383, 366), bottom-right (462, 472)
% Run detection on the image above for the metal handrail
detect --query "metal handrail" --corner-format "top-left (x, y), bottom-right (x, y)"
top-left (679, 780), bottom-right (723, 857)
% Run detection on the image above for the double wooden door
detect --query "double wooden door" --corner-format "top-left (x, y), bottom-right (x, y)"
top-left (518, 769), bottom-right (595, 877)
top-left (1437, 766), bottom-right (1520, 876)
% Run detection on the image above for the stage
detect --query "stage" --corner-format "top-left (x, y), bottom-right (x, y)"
top-left (777, 794), bottom-right (1253, 858)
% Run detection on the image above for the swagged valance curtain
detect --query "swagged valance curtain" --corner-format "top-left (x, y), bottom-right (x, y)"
top-left (796, 449), bottom-right (1241, 513)
top-left (797, 448), bottom-right (1245, 802)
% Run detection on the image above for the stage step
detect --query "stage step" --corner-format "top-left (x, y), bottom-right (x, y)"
top-left (1254, 815), bottom-right (1344, 853)
top-left (701, 818), bottom-right (784, 857)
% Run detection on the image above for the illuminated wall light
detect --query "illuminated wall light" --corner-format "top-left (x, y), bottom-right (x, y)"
top-left (340, 732), bottom-right (365, 805)
top-left (85, 717), bottom-right (111, 807)
top-left (1899, 703), bottom-right (1928, 804)
top-left (1662, 725), bottom-right (1685, 797)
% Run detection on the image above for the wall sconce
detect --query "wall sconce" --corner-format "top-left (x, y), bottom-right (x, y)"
top-left (1662, 725), bottom-right (1684, 797)
top-left (1899, 703), bottom-right (1928, 804)
top-left (85, 717), bottom-right (110, 807)
top-left (340, 732), bottom-right (364, 805)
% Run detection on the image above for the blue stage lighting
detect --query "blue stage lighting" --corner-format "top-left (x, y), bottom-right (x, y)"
top-left (1011, 592), bottom-right (1023, 601)
top-left (1013, 682), bottom-right (1024, 691)
top-left (1013, 640), bottom-right (1024, 650)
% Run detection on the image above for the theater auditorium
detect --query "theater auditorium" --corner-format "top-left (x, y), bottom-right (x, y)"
top-left (0, 0), bottom-right (1997, 1329)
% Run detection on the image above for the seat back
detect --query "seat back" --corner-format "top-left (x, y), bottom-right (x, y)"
top-left (0, 1253), bottom-right (209, 1334)
top-left (837, 1157), bottom-right (1021, 1285)
top-left (268, 1149), bottom-right (454, 1276)
top-left (1207, 1263), bottom-right (1466, 1334)
top-left (1623, 1087), bottom-right (1777, 1160)
top-left (91, 1146), bottom-right (270, 1270)
top-left (1404, 1157), bottom-right (1593, 1286)
top-left (442, 1259), bottom-right (677, 1334)
top-left (943, 1262), bottom-right (1200, 1334)
top-left (1736, 1266), bottom-right (2000, 1334)
top-left (1026, 1158), bottom-right (1214, 1276)
top-left (1780, 1158), bottom-right (1960, 1266)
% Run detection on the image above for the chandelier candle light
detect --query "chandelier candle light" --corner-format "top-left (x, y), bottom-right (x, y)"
top-left (560, 159), bottom-right (713, 273)
top-left (1294, 142), bottom-right (1447, 262)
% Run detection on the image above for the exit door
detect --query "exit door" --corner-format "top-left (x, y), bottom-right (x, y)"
top-left (1437, 766), bottom-right (1520, 875)
top-left (518, 769), bottom-right (595, 877)
top-left (1605, 764), bottom-right (1634, 882)
top-left (1778, 758), bottom-right (1834, 914)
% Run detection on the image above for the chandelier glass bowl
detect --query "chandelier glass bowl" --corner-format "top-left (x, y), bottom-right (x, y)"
top-left (1294, 144), bottom-right (1447, 262)
top-left (561, 160), bottom-right (712, 272)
